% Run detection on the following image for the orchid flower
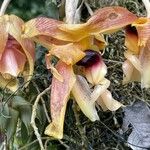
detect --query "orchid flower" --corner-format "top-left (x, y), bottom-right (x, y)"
top-left (0, 15), bottom-right (35, 91)
top-left (123, 17), bottom-right (150, 88)
top-left (22, 6), bottom-right (137, 139)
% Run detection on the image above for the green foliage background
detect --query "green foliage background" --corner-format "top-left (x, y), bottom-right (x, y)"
top-left (6, 0), bottom-right (45, 20)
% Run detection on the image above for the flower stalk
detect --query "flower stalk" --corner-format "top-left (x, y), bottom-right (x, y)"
top-left (0, 0), bottom-right (11, 16)
top-left (142, 0), bottom-right (150, 18)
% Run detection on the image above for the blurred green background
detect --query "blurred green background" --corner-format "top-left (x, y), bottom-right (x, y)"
top-left (0, 0), bottom-right (60, 21)
top-left (1, 0), bottom-right (45, 20)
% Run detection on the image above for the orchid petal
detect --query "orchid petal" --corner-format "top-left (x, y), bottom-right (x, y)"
top-left (45, 61), bottom-right (76, 139)
top-left (124, 51), bottom-right (142, 72)
top-left (23, 17), bottom-right (84, 42)
top-left (132, 17), bottom-right (150, 46)
top-left (91, 78), bottom-right (110, 103)
top-left (59, 6), bottom-right (137, 35)
top-left (31, 35), bottom-right (94, 56)
top-left (19, 39), bottom-right (35, 85)
top-left (74, 36), bottom-right (94, 51)
top-left (72, 75), bottom-right (99, 121)
top-left (58, 23), bottom-right (89, 39)
top-left (87, 6), bottom-right (137, 34)
top-left (23, 7), bottom-right (137, 43)
top-left (122, 60), bottom-right (141, 84)
top-left (94, 34), bottom-right (107, 50)
top-left (50, 43), bottom-right (85, 65)
top-left (139, 40), bottom-right (150, 88)
top-left (45, 53), bottom-right (63, 82)
top-left (125, 25), bottom-right (139, 54)
top-left (96, 97), bottom-right (108, 111)
top-left (33, 35), bottom-right (68, 49)
top-left (97, 90), bottom-right (123, 111)
top-left (20, 39), bottom-right (35, 68)
top-left (0, 16), bottom-right (8, 59)
top-left (8, 15), bottom-right (35, 86)
top-left (0, 45), bottom-right (26, 76)
top-left (22, 17), bottom-right (63, 38)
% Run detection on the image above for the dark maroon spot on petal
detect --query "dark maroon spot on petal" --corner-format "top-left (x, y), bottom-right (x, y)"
top-left (76, 50), bottom-right (101, 68)
top-left (126, 25), bottom-right (138, 36)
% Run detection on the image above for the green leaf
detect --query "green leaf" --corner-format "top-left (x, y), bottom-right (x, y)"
top-left (0, 103), bottom-right (10, 132)
top-left (11, 96), bottom-right (32, 133)
top-left (12, 96), bottom-right (31, 108)
top-left (19, 105), bottom-right (32, 133)
top-left (21, 122), bottom-right (29, 144)
top-left (45, 0), bottom-right (59, 19)
top-left (6, 108), bottom-right (19, 141)
top-left (36, 105), bottom-right (47, 133)
top-left (36, 105), bottom-right (45, 124)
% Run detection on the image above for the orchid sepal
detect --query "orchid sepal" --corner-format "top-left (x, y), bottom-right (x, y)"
top-left (45, 61), bottom-right (76, 139)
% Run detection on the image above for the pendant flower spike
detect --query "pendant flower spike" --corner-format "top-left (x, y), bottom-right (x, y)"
top-left (22, 6), bottom-right (137, 139)
top-left (123, 17), bottom-right (150, 88)
top-left (0, 15), bottom-right (35, 91)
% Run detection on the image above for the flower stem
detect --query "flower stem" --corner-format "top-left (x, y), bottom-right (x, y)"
top-left (142, 0), bottom-right (150, 18)
top-left (65, 0), bottom-right (79, 24)
top-left (30, 86), bottom-right (51, 150)
top-left (0, 0), bottom-right (11, 16)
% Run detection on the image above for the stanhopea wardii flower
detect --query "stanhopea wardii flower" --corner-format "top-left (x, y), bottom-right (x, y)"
top-left (123, 17), bottom-right (150, 88)
top-left (22, 6), bottom-right (137, 139)
top-left (0, 15), bottom-right (35, 91)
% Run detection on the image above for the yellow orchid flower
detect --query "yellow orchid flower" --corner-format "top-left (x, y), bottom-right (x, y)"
top-left (123, 17), bottom-right (150, 88)
top-left (22, 6), bottom-right (136, 139)
top-left (0, 15), bottom-right (35, 91)
top-left (45, 51), bottom-right (123, 139)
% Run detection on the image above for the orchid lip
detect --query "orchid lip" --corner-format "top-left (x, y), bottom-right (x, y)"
top-left (126, 25), bottom-right (138, 36)
top-left (76, 50), bottom-right (101, 68)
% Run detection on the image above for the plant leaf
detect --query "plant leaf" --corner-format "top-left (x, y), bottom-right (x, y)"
top-left (21, 122), bottom-right (29, 144)
top-left (12, 96), bottom-right (31, 107)
top-left (6, 108), bottom-right (19, 141)
top-left (12, 96), bottom-right (32, 133)
top-left (36, 104), bottom-right (47, 125)
top-left (0, 103), bottom-right (10, 132)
